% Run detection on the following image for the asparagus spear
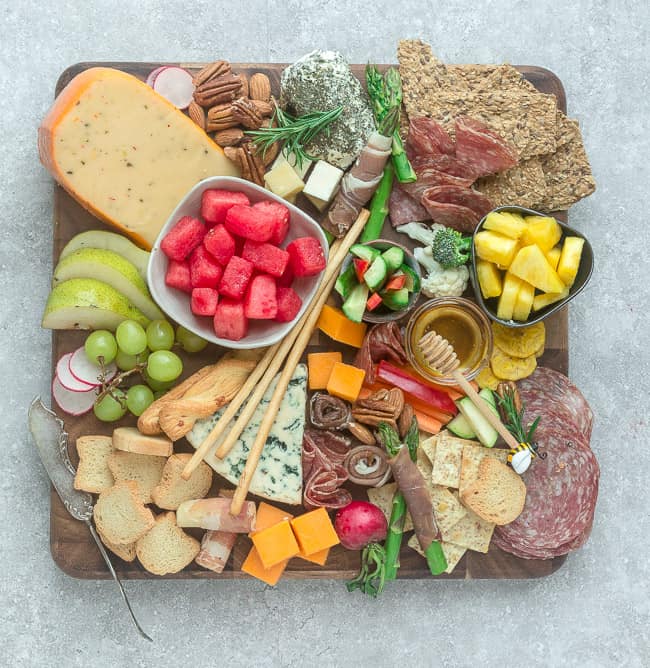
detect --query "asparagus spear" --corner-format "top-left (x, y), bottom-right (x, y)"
top-left (360, 161), bottom-right (395, 242)
top-left (366, 65), bottom-right (416, 184)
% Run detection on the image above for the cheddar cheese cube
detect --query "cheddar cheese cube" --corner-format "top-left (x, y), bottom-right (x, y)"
top-left (241, 547), bottom-right (287, 586)
top-left (290, 507), bottom-right (340, 556)
top-left (298, 547), bottom-right (330, 566)
top-left (250, 519), bottom-right (300, 569)
top-left (317, 305), bottom-right (367, 348)
top-left (307, 351), bottom-right (343, 390)
top-left (326, 362), bottom-right (366, 403)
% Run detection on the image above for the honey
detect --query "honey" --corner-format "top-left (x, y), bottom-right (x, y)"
top-left (405, 298), bottom-right (493, 385)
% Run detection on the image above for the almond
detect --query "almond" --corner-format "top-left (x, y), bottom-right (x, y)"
top-left (214, 128), bottom-right (244, 147)
top-left (249, 73), bottom-right (271, 101)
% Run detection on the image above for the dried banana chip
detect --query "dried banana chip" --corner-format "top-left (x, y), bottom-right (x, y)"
top-left (476, 365), bottom-right (500, 390)
top-left (534, 342), bottom-right (545, 358)
top-left (492, 321), bottom-right (546, 359)
top-left (490, 346), bottom-right (537, 380)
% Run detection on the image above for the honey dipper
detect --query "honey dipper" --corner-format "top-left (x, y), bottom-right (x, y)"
top-left (417, 331), bottom-right (519, 450)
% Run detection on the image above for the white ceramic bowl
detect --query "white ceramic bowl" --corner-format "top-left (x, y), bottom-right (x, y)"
top-left (148, 176), bottom-right (329, 349)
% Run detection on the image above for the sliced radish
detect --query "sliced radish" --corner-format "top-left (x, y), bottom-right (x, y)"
top-left (56, 352), bottom-right (98, 392)
top-left (153, 67), bottom-right (194, 109)
top-left (146, 65), bottom-right (170, 88)
top-left (53, 376), bottom-right (97, 416)
top-left (69, 346), bottom-right (117, 386)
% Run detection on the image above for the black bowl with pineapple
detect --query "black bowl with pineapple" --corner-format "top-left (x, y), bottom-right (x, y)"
top-left (335, 240), bottom-right (422, 324)
top-left (470, 206), bottom-right (594, 328)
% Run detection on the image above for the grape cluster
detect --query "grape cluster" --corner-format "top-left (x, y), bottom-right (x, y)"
top-left (85, 320), bottom-right (207, 422)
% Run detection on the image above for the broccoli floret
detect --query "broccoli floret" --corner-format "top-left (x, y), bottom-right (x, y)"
top-left (431, 228), bottom-right (472, 268)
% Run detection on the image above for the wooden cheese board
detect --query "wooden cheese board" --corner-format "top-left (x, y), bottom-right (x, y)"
top-left (49, 61), bottom-right (569, 580)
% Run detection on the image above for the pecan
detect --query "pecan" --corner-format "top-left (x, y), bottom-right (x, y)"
top-left (397, 403), bottom-right (414, 440)
top-left (192, 60), bottom-right (231, 87)
top-left (352, 388), bottom-right (404, 430)
top-left (249, 73), bottom-right (271, 101)
top-left (206, 104), bottom-right (238, 132)
top-left (347, 421), bottom-right (376, 445)
top-left (231, 97), bottom-right (263, 129)
top-left (223, 146), bottom-right (242, 168)
top-left (194, 74), bottom-right (243, 108)
top-left (239, 74), bottom-right (249, 98)
top-left (214, 127), bottom-right (244, 147)
top-left (252, 99), bottom-right (274, 117)
top-left (240, 143), bottom-right (265, 186)
top-left (187, 101), bottom-right (206, 131)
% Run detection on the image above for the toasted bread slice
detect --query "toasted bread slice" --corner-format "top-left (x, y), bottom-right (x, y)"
top-left (151, 453), bottom-right (213, 510)
top-left (136, 511), bottom-right (200, 575)
top-left (112, 427), bottom-right (173, 457)
top-left (107, 451), bottom-right (167, 504)
top-left (460, 457), bottom-right (526, 525)
top-left (97, 526), bottom-right (137, 562)
top-left (93, 481), bottom-right (155, 545)
top-left (73, 435), bottom-right (114, 493)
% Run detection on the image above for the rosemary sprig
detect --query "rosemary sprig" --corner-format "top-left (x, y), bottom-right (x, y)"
top-left (498, 388), bottom-right (540, 443)
top-left (244, 102), bottom-right (343, 170)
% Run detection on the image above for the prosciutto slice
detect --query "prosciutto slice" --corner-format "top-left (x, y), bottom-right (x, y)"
top-left (421, 185), bottom-right (493, 233)
top-left (302, 429), bottom-right (352, 510)
top-left (455, 116), bottom-right (518, 178)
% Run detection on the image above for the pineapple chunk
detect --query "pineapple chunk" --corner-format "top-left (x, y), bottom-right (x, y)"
top-left (476, 259), bottom-right (503, 299)
top-left (474, 231), bottom-right (519, 267)
top-left (522, 216), bottom-right (562, 251)
top-left (509, 244), bottom-right (566, 294)
top-left (557, 237), bottom-right (585, 287)
top-left (512, 281), bottom-right (535, 321)
top-left (546, 245), bottom-right (562, 271)
top-left (533, 288), bottom-right (570, 312)
top-left (482, 211), bottom-right (527, 239)
top-left (497, 272), bottom-right (524, 320)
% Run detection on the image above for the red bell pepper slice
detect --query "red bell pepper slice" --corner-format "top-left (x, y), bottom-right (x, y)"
top-left (376, 361), bottom-right (458, 415)
top-left (366, 292), bottom-right (383, 311)
top-left (384, 274), bottom-right (407, 291)
top-left (353, 258), bottom-right (370, 283)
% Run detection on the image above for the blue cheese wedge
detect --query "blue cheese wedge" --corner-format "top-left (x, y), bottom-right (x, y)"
top-left (186, 364), bottom-right (307, 505)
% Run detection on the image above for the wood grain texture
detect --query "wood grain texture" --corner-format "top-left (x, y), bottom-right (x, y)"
top-left (49, 62), bottom-right (568, 580)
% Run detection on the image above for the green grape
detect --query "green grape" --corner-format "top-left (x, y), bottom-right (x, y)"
top-left (153, 390), bottom-right (167, 400)
top-left (126, 384), bottom-right (154, 416)
top-left (176, 325), bottom-right (208, 353)
top-left (144, 372), bottom-right (175, 392)
top-left (146, 319), bottom-right (175, 351)
top-left (115, 348), bottom-right (150, 371)
top-left (85, 330), bottom-right (118, 365)
top-left (115, 320), bottom-right (147, 355)
top-left (94, 389), bottom-right (127, 422)
top-left (146, 350), bottom-right (183, 382)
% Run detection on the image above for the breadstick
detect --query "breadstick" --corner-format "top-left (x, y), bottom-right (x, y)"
top-left (230, 209), bottom-right (370, 514)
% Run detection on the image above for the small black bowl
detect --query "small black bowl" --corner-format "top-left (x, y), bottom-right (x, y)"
top-left (469, 205), bottom-right (594, 328)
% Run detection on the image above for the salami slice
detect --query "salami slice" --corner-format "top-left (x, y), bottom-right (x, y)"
top-left (421, 185), bottom-right (493, 233)
top-left (494, 426), bottom-right (599, 558)
top-left (455, 116), bottom-right (518, 178)
top-left (388, 185), bottom-right (429, 227)
top-left (406, 117), bottom-right (455, 158)
top-left (411, 154), bottom-right (478, 183)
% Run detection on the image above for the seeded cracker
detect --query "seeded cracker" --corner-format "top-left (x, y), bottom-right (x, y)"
top-left (450, 64), bottom-right (539, 94)
top-left (475, 158), bottom-right (547, 210)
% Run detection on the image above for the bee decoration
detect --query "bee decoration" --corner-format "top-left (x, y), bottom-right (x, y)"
top-left (508, 441), bottom-right (543, 475)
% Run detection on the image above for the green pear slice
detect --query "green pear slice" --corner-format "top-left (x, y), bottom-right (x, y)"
top-left (53, 248), bottom-right (165, 321)
top-left (42, 278), bottom-right (150, 330)
top-left (59, 230), bottom-right (150, 281)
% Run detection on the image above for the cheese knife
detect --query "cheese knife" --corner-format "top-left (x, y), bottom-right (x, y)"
top-left (28, 398), bottom-right (153, 642)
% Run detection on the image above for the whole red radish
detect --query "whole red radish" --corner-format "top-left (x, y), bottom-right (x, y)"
top-left (334, 501), bottom-right (387, 550)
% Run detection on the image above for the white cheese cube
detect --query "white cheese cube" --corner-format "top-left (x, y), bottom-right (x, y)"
top-left (264, 161), bottom-right (305, 201)
top-left (303, 160), bottom-right (344, 211)
top-left (272, 151), bottom-right (313, 179)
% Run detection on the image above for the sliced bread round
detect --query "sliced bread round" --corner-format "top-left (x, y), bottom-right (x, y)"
top-left (73, 435), bottom-right (114, 494)
top-left (136, 511), bottom-right (200, 575)
top-left (107, 451), bottom-right (167, 504)
top-left (93, 480), bottom-right (155, 545)
top-left (151, 453), bottom-right (213, 510)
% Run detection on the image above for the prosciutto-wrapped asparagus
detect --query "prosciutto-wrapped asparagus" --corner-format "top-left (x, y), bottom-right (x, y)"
top-left (323, 131), bottom-right (392, 237)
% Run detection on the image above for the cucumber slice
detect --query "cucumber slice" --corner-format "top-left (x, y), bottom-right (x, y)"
top-left (381, 246), bottom-right (405, 272)
top-left (447, 413), bottom-right (476, 439)
top-left (335, 263), bottom-right (357, 300)
top-left (364, 256), bottom-right (388, 292)
top-left (455, 395), bottom-right (499, 447)
top-left (342, 283), bottom-right (369, 323)
top-left (400, 264), bottom-right (421, 292)
top-left (350, 244), bottom-right (381, 263)
top-left (381, 287), bottom-right (410, 311)
top-left (479, 387), bottom-right (497, 408)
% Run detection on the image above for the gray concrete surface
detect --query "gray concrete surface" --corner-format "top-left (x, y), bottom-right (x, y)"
top-left (1, 0), bottom-right (648, 666)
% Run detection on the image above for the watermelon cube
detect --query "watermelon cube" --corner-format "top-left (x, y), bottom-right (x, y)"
top-left (224, 204), bottom-right (275, 242)
top-left (214, 300), bottom-right (248, 341)
top-left (277, 262), bottom-right (294, 288)
top-left (253, 200), bottom-right (290, 244)
top-left (191, 288), bottom-right (219, 316)
top-left (165, 260), bottom-right (192, 293)
top-left (204, 224), bottom-right (236, 266)
top-left (275, 287), bottom-right (302, 323)
top-left (218, 255), bottom-right (254, 300)
top-left (189, 245), bottom-right (223, 288)
top-left (201, 189), bottom-right (250, 226)
top-left (287, 237), bottom-right (326, 277)
top-left (161, 216), bottom-right (206, 261)
top-left (244, 275), bottom-right (278, 320)
top-left (242, 240), bottom-right (290, 278)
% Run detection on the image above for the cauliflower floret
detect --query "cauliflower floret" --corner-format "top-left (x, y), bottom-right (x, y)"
top-left (396, 222), bottom-right (445, 247)
top-left (414, 246), bottom-right (469, 298)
